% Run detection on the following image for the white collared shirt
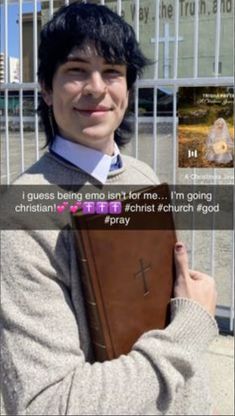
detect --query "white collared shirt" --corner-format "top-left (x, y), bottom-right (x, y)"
top-left (50, 135), bottom-right (123, 184)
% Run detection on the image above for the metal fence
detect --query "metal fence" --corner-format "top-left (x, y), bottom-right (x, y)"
top-left (0, 0), bottom-right (234, 331)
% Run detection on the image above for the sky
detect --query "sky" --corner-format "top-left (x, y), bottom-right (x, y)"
top-left (0, 2), bottom-right (41, 58)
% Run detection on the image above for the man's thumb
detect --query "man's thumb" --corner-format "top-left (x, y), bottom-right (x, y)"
top-left (174, 242), bottom-right (189, 279)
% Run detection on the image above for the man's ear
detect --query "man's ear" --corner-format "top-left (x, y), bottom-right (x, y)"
top-left (40, 83), bottom-right (53, 106)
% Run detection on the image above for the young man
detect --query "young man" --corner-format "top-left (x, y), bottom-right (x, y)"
top-left (1, 3), bottom-right (218, 415)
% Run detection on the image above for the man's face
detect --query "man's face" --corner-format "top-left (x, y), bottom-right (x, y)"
top-left (42, 43), bottom-right (129, 153)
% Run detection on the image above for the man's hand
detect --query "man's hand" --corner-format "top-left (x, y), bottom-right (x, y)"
top-left (174, 242), bottom-right (217, 317)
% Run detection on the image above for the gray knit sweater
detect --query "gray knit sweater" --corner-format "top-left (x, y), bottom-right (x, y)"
top-left (1, 151), bottom-right (218, 415)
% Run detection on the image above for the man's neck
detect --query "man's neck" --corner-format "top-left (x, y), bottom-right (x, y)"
top-left (94, 140), bottom-right (115, 156)
top-left (57, 134), bottom-right (115, 156)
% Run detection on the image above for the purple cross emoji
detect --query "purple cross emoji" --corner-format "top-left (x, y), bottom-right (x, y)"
top-left (96, 201), bottom-right (109, 214)
top-left (82, 202), bottom-right (95, 214)
top-left (109, 201), bottom-right (122, 214)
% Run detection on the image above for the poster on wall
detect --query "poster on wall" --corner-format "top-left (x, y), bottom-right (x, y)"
top-left (177, 86), bottom-right (234, 168)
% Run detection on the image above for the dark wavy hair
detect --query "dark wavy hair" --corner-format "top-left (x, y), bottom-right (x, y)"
top-left (38, 1), bottom-right (149, 148)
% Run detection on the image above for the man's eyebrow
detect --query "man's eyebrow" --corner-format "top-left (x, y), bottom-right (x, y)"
top-left (66, 57), bottom-right (90, 64)
top-left (65, 57), bottom-right (124, 66)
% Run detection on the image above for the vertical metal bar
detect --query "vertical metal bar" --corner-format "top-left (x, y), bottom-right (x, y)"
top-left (33, 3), bottom-right (38, 83)
top-left (173, 4), bottom-right (179, 267)
top-left (64, 0), bottom-right (69, 5)
top-left (193, 0), bottom-right (199, 78)
top-left (3, 0), bottom-right (8, 83)
top-left (134, 0), bottom-right (139, 158)
top-left (171, 84), bottom-right (178, 262)
top-left (173, 0), bottom-right (179, 79)
top-left (100, 0), bottom-right (105, 5)
top-left (191, 0), bottom-right (200, 269)
top-left (153, 2), bottom-right (159, 173)
top-left (172, 85), bottom-right (177, 185)
top-left (134, 85), bottom-right (139, 159)
top-left (230, 229), bottom-right (234, 331)
top-left (230, 155), bottom-right (235, 330)
top-left (211, 0), bottom-right (220, 300)
top-left (4, 0), bottom-right (10, 184)
top-left (153, 87), bottom-right (157, 172)
top-left (19, 0), bottom-right (23, 84)
top-left (19, 88), bottom-right (24, 169)
top-left (214, 0), bottom-right (221, 76)
top-left (33, 0), bottom-right (39, 160)
top-left (172, 5), bottom-right (181, 258)
top-left (134, 0), bottom-right (139, 42)
top-left (49, 0), bottom-right (54, 18)
top-left (33, 0), bottom-right (38, 74)
top-left (173, 3), bottom-right (179, 185)
top-left (154, 0), bottom-right (160, 80)
top-left (209, 168), bottom-right (218, 288)
top-left (19, 0), bottom-right (24, 173)
top-left (117, 0), bottom-right (122, 16)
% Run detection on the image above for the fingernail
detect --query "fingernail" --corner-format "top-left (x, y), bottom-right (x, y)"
top-left (175, 243), bottom-right (184, 252)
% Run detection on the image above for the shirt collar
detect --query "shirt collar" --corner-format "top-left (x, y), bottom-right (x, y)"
top-left (50, 135), bottom-right (122, 184)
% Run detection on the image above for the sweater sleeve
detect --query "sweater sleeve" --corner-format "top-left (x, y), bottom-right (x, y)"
top-left (1, 229), bottom-right (218, 416)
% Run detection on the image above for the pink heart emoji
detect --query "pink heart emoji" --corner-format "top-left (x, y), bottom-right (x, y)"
top-left (75, 201), bottom-right (82, 206)
top-left (70, 205), bottom-right (78, 213)
top-left (56, 205), bottom-right (65, 213)
top-left (63, 201), bottom-right (69, 206)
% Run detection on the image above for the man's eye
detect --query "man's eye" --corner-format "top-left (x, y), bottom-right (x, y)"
top-left (104, 69), bottom-right (122, 76)
top-left (68, 67), bottom-right (86, 73)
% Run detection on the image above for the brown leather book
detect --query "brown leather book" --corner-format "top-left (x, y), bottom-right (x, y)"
top-left (72, 184), bottom-right (177, 362)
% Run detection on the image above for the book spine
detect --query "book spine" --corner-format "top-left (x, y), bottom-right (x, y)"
top-left (74, 230), bottom-right (109, 362)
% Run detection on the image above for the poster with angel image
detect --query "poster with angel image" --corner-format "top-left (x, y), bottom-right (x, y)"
top-left (205, 118), bottom-right (233, 164)
top-left (178, 87), bottom-right (234, 168)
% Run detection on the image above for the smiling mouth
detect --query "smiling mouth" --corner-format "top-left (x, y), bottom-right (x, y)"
top-left (74, 107), bottom-right (111, 115)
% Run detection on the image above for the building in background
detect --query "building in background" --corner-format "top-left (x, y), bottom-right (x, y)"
top-left (105, 0), bottom-right (234, 79)
top-left (22, 11), bottom-right (41, 82)
top-left (9, 57), bottom-right (20, 83)
top-left (18, 0), bottom-right (233, 120)
top-left (21, 0), bottom-right (233, 82)
top-left (0, 53), bottom-right (4, 83)
top-left (0, 53), bottom-right (19, 83)
top-left (1, 0), bottom-right (233, 121)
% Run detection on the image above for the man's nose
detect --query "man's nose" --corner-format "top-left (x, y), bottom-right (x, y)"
top-left (83, 72), bottom-right (107, 97)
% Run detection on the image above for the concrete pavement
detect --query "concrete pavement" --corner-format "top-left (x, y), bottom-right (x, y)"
top-left (207, 335), bottom-right (234, 416)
